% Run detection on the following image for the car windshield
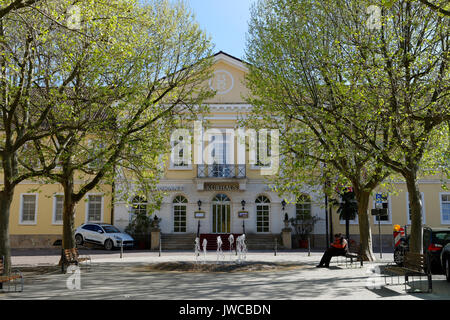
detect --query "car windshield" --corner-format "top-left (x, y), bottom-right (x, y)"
top-left (102, 226), bottom-right (121, 233)
top-left (432, 231), bottom-right (450, 245)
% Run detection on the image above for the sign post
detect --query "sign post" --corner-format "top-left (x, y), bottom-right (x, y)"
top-left (375, 193), bottom-right (384, 259)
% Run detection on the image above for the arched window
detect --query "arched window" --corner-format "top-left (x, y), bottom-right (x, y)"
top-left (130, 196), bottom-right (147, 221)
top-left (212, 193), bottom-right (231, 202)
top-left (256, 195), bottom-right (270, 232)
top-left (296, 194), bottom-right (311, 219)
top-left (173, 195), bottom-right (188, 232)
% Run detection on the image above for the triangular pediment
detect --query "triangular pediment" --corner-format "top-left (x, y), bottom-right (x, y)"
top-left (206, 51), bottom-right (250, 104)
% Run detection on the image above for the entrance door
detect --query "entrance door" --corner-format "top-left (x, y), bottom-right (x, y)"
top-left (212, 194), bottom-right (231, 233)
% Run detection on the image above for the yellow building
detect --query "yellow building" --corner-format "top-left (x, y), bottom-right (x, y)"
top-left (3, 51), bottom-right (449, 249)
top-left (1, 180), bottom-right (113, 248)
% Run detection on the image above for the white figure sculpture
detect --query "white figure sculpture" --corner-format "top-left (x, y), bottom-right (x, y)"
top-left (228, 234), bottom-right (235, 261)
top-left (202, 238), bottom-right (208, 264)
top-left (194, 237), bottom-right (200, 263)
top-left (216, 236), bottom-right (225, 263)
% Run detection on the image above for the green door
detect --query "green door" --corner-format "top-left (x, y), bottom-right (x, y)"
top-left (212, 194), bottom-right (231, 233)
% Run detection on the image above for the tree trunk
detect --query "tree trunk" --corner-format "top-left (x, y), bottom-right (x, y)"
top-left (62, 179), bottom-right (76, 251)
top-left (356, 191), bottom-right (376, 261)
top-left (404, 169), bottom-right (422, 254)
top-left (345, 219), bottom-right (350, 242)
top-left (0, 190), bottom-right (13, 273)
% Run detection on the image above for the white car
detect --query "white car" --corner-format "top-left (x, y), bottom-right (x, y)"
top-left (75, 223), bottom-right (134, 250)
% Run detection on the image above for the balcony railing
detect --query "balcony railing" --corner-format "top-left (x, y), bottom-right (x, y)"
top-left (197, 164), bottom-right (246, 178)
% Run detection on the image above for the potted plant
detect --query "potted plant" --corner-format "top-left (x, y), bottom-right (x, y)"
top-left (289, 214), bottom-right (320, 248)
top-left (125, 212), bottom-right (156, 249)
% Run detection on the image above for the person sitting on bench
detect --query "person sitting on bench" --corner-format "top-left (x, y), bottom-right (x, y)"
top-left (316, 233), bottom-right (348, 268)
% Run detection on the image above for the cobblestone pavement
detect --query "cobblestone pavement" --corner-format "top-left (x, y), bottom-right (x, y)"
top-left (1, 249), bottom-right (449, 300)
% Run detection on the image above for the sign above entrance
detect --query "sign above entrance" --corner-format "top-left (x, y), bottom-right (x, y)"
top-left (204, 182), bottom-right (240, 192)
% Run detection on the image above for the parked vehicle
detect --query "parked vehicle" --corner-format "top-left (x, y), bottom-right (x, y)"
top-left (423, 227), bottom-right (450, 274)
top-left (75, 223), bottom-right (134, 250)
top-left (394, 235), bottom-right (409, 266)
top-left (440, 243), bottom-right (450, 282)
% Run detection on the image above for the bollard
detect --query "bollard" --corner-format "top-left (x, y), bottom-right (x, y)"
top-left (159, 235), bottom-right (161, 257)
top-left (307, 235), bottom-right (311, 256)
top-left (120, 242), bottom-right (123, 259)
top-left (274, 238), bottom-right (277, 256)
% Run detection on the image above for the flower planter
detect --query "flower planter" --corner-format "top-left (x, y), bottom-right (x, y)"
top-left (299, 239), bottom-right (309, 249)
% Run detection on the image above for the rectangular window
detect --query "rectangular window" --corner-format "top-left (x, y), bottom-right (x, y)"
top-left (256, 132), bottom-right (271, 168)
top-left (87, 195), bottom-right (102, 222)
top-left (88, 141), bottom-right (105, 169)
top-left (53, 195), bottom-right (64, 224)
top-left (441, 194), bottom-right (450, 224)
top-left (21, 194), bottom-right (37, 223)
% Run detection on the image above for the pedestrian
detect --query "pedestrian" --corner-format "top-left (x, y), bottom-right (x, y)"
top-left (316, 233), bottom-right (348, 268)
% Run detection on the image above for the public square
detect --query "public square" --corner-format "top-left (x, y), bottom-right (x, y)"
top-left (1, 249), bottom-right (449, 300)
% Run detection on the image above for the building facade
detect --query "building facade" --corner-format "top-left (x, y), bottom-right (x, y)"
top-left (2, 51), bottom-right (449, 249)
top-left (113, 52), bottom-right (328, 249)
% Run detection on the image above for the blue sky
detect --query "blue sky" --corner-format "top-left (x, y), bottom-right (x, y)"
top-left (187, 0), bottom-right (255, 60)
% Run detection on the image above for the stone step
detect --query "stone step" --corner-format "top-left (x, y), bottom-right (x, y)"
top-left (160, 233), bottom-right (196, 250)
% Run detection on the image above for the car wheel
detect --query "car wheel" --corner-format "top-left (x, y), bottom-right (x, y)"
top-left (104, 239), bottom-right (114, 251)
top-left (75, 234), bottom-right (84, 246)
top-left (446, 258), bottom-right (450, 283)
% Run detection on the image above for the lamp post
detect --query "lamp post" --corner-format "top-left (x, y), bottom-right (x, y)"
top-left (281, 199), bottom-right (286, 211)
top-left (197, 200), bottom-right (202, 237)
top-left (241, 200), bottom-right (246, 234)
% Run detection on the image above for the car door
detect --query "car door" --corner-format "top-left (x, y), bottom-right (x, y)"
top-left (82, 224), bottom-right (98, 242)
top-left (91, 225), bottom-right (106, 244)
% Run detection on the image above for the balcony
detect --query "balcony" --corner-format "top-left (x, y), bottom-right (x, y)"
top-left (197, 164), bottom-right (246, 178)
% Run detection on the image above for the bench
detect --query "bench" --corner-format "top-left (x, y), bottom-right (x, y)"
top-left (384, 252), bottom-right (432, 293)
top-left (335, 240), bottom-right (364, 268)
top-left (0, 256), bottom-right (23, 292)
top-left (61, 248), bottom-right (91, 273)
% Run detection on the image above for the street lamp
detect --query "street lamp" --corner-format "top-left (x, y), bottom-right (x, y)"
top-left (241, 200), bottom-right (246, 234)
top-left (196, 200), bottom-right (202, 237)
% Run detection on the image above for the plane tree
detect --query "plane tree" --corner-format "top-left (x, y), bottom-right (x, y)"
top-left (22, 0), bottom-right (214, 256)
top-left (244, 0), bottom-right (394, 260)
top-left (317, 0), bottom-right (449, 254)
top-left (0, 0), bottom-right (213, 269)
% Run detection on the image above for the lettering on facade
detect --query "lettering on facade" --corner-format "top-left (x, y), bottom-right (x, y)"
top-left (155, 186), bottom-right (184, 191)
top-left (204, 182), bottom-right (240, 192)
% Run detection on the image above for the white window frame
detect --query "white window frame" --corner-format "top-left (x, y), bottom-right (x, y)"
top-left (439, 192), bottom-right (450, 225)
top-left (169, 131), bottom-right (192, 170)
top-left (406, 192), bottom-right (426, 225)
top-left (173, 195), bottom-right (188, 233)
top-left (250, 131), bottom-right (273, 170)
top-left (85, 193), bottom-right (104, 223)
top-left (255, 195), bottom-right (271, 233)
top-left (372, 195), bottom-right (392, 225)
top-left (52, 193), bottom-right (64, 225)
top-left (129, 196), bottom-right (148, 222)
top-left (19, 193), bottom-right (38, 225)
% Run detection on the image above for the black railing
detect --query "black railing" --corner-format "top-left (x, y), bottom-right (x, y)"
top-left (197, 164), bottom-right (246, 178)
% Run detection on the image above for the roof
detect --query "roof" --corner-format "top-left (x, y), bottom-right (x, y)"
top-left (213, 51), bottom-right (249, 73)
